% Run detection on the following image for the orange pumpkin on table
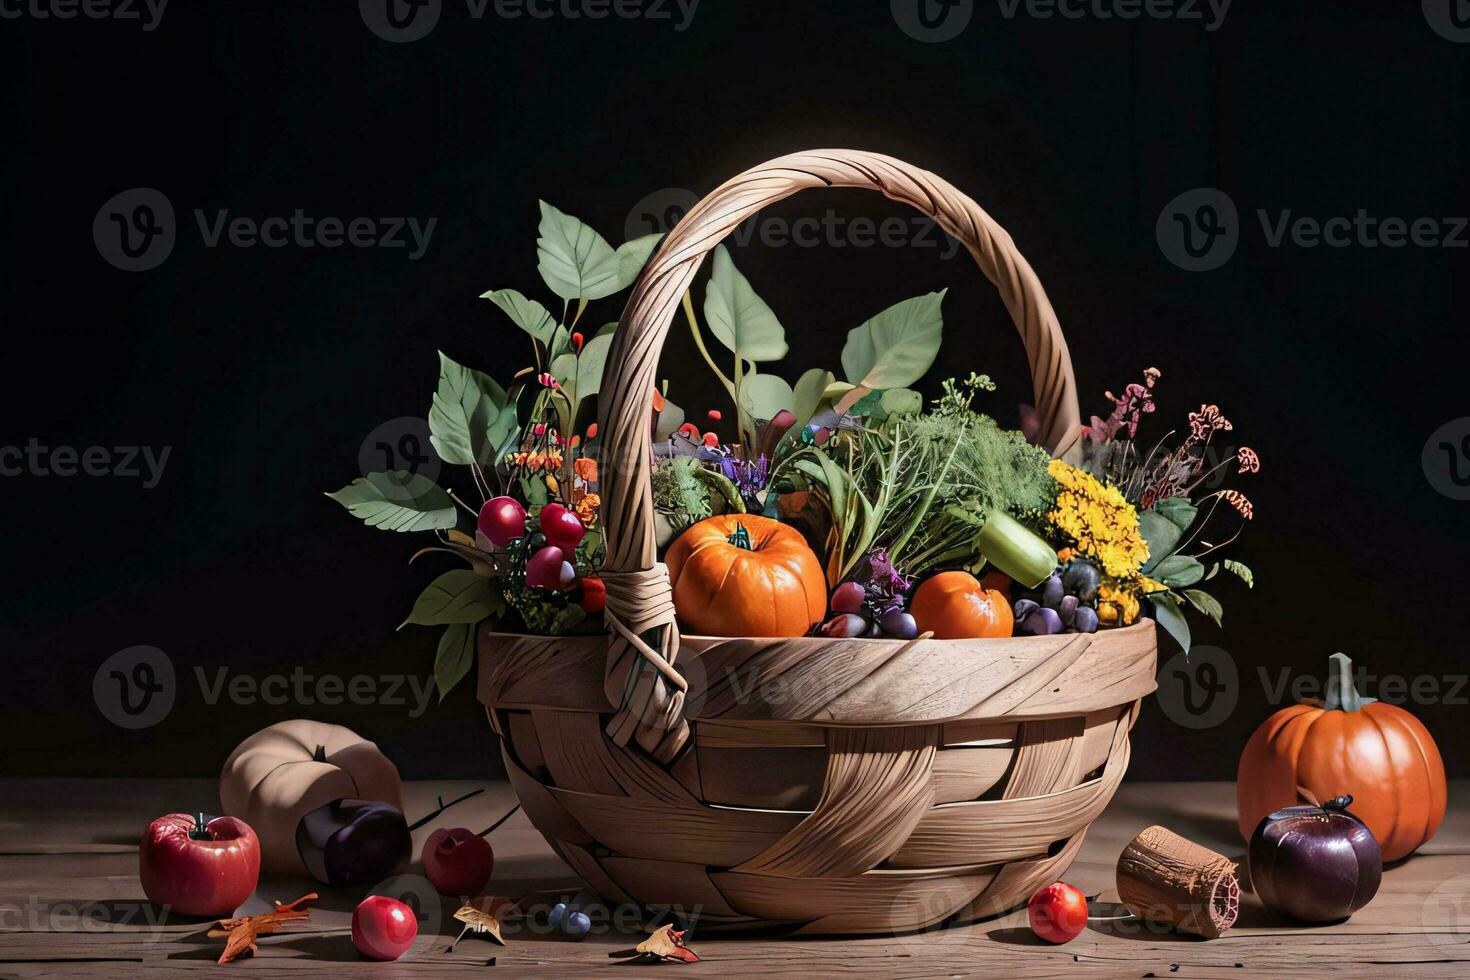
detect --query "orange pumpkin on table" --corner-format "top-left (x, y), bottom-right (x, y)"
top-left (666, 514), bottom-right (826, 637)
top-left (909, 570), bottom-right (1014, 639)
top-left (1237, 653), bottom-right (1447, 863)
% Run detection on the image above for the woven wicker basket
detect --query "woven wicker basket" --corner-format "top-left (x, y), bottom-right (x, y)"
top-left (478, 150), bottom-right (1158, 934)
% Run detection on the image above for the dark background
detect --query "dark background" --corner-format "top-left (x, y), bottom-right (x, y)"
top-left (2, 0), bottom-right (1466, 781)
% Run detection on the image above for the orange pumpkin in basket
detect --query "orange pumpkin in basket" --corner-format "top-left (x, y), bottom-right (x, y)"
top-left (910, 571), bottom-right (1014, 639)
top-left (666, 514), bottom-right (826, 637)
top-left (1237, 653), bottom-right (1446, 863)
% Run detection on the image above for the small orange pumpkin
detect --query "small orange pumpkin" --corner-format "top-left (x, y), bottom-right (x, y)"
top-left (666, 514), bottom-right (826, 637)
top-left (1237, 653), bottom-right (1447, 863)
top-left (909, 571), bottom-right (1014, 639)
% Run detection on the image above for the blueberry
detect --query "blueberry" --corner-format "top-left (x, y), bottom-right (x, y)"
top-left (548, 902), bottom-right (566, 930)
top-left (1062, 561), bottom-right (1101, 603)
top-left (564, 911), bottom-right (591, 939)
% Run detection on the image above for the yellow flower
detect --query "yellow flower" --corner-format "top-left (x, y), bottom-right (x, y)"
top-left (1045, 460), bottom-right (1150, 578)
top-left (1097, 583), bottom-right (1140, 626)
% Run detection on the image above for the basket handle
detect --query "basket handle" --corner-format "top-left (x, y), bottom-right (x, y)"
top-left (595, 149), bottom-right (1082, 761)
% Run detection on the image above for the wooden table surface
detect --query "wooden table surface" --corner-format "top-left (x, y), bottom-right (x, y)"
top-left (0, 778), bottom-right (1465, 978)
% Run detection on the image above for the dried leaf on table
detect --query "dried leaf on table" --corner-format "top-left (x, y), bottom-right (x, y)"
top-left (608, 924), bottom-right (700, 964)
top-left (208, 892), bottom-right (317, 964)
top-left (449, 896), bottom-right (511, 950)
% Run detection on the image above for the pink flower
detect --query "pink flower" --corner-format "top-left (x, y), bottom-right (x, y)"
top-left (1237, 447), bottom-right (1260, 474)
top-left (1188, 404), bottom-right (1233, 441)
top-left (538, 372), bottom-right (561, 390)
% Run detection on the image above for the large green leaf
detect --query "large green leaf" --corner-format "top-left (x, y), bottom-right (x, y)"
top-left (480, 288), bottom-right (560, 348)
top-left (535, 201), bottom-right (621, 301)
top-left (1152, 554), bottom-right (1206, 588)
top-left (653, 396), bottom-right (686, 442)
top-left (614, 233), bottom-right (663, 291)
top-left (1153, 495), bottom-right (1198, 531)
top-left (326, 471), bottom-right (457, 533)
top-left (1139, 510), bottom-right (1183, 573)
top-left (740, 372), bottom-right (795, 421)
top-left (841, 290), bottom-right (946, 389)
top-left (1150, 593), bottom-right (1191, 654)
top-left (434, 622), bottom-right (478, 701)
top-left (790, 368), bottom-right (833, 433)
top-left (402, 570), bottom-right (502, 628)
top-left (429, 351), bottom-right (513, 466)
top-left (703, 245), bottom-right (788, 362)
top-left (551, 332), bottom-right (614, 405)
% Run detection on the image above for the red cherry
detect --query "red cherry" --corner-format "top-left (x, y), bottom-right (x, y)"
top-left (421, 828), bottom-right (494, 897)
top-left (352, 895), bottom-right (418, 960)
top-left (539, 503), bottom-right (586, 551)
top-left (702, 432), bottom-right (719, 447)
top-left (477, 496), bottom-right (526, 548)
top-left (578, 576), bottom-right (606, 614)
top-left (707, 409), bottom-right (722, 421)
top-left (525, 546), bottom-right (567, 590)
top-left (1027, 881), bottom-right (1088, 944)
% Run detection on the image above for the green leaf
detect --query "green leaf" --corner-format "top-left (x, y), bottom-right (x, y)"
top-left (703, 245), bottom-right (788, 362)
top-left (1150, 593), bottom-right (1191, 654)
top-left (1182, 588), bottom-right (1223, 627)
top-left (403, 570), bottom-right (502, 628)
top-left (326, 471), bottom-right (457, 533)
top-left (790, 368), bottom-right (833, 433)
top-left (879, 388), bottom-right (923, 417)
top-left (551, 332), bottom-right (614, 405)
top-left (480, 288), bottom-right (561, 348)
top-left (613, 233), bottom-right (663, 291)
top-left (740, 372), bottom-right (795, 421)
top-left (434, 622), bottom-right (478, 701)
top-left (653, 396), bottom-right (686, 442)
top-left (535, 201), bottom-right (621, 301)
top-left (1152, 495), bottom-right (1198, 531)
top-left (1152, 554), bottom-right (1205, 588)
top-left (1139, 510), bottom-right (1184, 573)
top-left (430, 351), bottom-right (512, 466)
top-left (1223, 559), bottom-right (1254, 589)
top-left (841, 289), bottom-right (946, 389)
top-left (794, 451), bottom-right (847, 525)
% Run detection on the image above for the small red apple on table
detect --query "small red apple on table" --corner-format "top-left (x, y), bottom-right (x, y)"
top-left (139, 812), bottom-right (260, 917)
top-left (1028, 881), bottom-right (1088, 944)
top-left (421, 826), bottom-right (495, 896)
top-left (352, 895), bottom-right (418, 960)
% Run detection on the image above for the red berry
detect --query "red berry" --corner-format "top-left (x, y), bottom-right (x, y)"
top-left (702, 432), bottom-right (719, 447)
top-left (539, 503), bottom-right (586, 551)
top-left (421, 828), bottom-right (494, 897)
top-left (707, 409), bottom-right (722, 421)
top-left (352, 895), bottom-right (418, 960)
top-left (477, 497), bottom-right (526, 548)
top-left (525, 546), bottom-right (567, 590)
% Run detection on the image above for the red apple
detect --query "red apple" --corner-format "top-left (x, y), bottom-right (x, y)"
top-left (139, 812), bottom-right (260, 917)
top-left (539, 502), bottom-right (586, 551)
top-left (1027, 881), bottom-right (1088, 944)
top-left (421, 827), bottom-right (494, 896)
top-left (352, 895), bottom-right (418, 961)
top-left (477, 496), bottom-right (526, 548)
top-left (525, 545), bottom-right (568, 590)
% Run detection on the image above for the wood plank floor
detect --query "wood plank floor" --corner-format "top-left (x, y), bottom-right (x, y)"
top-left (0, 779), bottom-right (1465, 977)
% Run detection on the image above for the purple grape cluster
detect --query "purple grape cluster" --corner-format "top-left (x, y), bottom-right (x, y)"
top-left (1013, 560), bottom-right (1101, 635)
top-left (820, 581), bottom-right (919, 639)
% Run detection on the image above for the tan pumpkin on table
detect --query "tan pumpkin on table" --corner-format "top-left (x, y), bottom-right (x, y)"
top-left (219, 720), bottom-right (404, 874)
top-left (1237, 653), bottom-right (1447, 863)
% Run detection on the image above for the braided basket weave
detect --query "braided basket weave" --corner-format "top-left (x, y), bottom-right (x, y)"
top-left (478, 150), bottom-right (1158, 934)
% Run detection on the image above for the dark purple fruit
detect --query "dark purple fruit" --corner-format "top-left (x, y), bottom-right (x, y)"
top-left (1041, 574), bottom-right (1064, 610)
top-left (1062, 561), bottom-right (1101, 603)
top-left (831, 581), bottom-right (866, 614)
top-left (821, 614), bottom-right (867, 638)
top-left (1059, 595), bottom-right (1079, 628)
top-left (879, 609), bottom-right (918, 639)
top-left (1073, 606), bottom-right (1099, 633)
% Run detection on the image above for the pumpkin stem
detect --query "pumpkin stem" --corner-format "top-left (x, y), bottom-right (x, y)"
top-left (312, 744), bottom-right (327, 763)
top-left (1323, 653), bottom-right (1376, 712)
top-left (727, 522), bottom-right (753, 550)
